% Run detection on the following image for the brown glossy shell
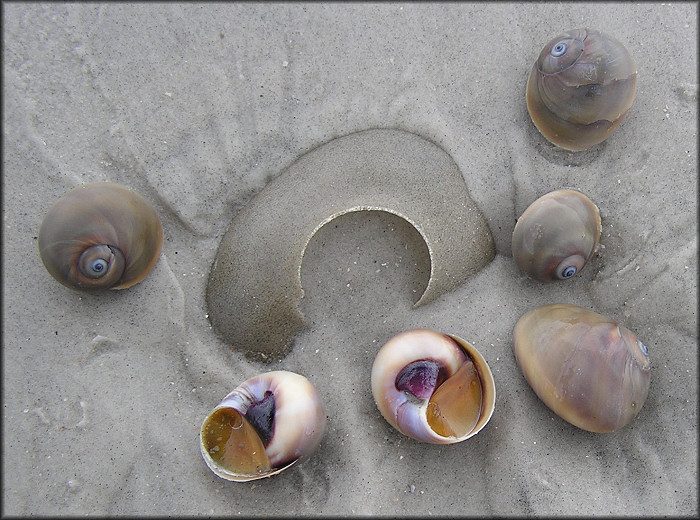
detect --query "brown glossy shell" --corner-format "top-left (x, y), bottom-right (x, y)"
top-left (38, 183), bottom-right (163, 292)
top-left (512, 189), bottom-right (601, 282)
top-left (513, 304), bottom-right (651, 433)
top-left (526, 28), bottom-right (637, 151)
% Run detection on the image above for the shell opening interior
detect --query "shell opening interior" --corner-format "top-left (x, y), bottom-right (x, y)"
top-left (396, 360), bottom-right (447, 401)
top-left (244, 391), bottom-right (275, 446)
top-left (394, 352), bottom-right (485, 439)
top-left (201, 407), bottom-right (272, 477)
top-left (426, 359), bottom-right (483, 438)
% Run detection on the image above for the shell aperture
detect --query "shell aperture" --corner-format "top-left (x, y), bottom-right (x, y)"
top-left (371, 329), bottom-right (495, 444)
top-left (201, 407), bottom-right (272, 478)
top-left (244, 391), bottom-right (275, 446)
top-left (395, 360), bottom-right (447, 401)
top-left (200, 371), bottom-right (326, 481)
top-left (425, 359), bottom-right (483, 439)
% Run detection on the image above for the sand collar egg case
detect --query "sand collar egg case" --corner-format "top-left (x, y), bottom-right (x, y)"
top-left (206, 129), bottom-right (494, 358)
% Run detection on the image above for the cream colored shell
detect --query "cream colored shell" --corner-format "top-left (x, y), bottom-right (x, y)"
top-left (200, 371), bottom-right (326, 482)
top-left (371, 329), bottom-right (495, 444)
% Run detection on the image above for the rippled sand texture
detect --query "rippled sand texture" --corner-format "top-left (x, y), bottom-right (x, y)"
top-left (3, 3), bottom-right (697, 516)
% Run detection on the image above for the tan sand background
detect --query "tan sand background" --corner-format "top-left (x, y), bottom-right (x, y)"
top-left (3, 2), bottom-right (697, 516)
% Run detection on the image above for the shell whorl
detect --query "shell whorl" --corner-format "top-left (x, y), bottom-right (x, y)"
top-left (38, 182), bottom-right (163, 292)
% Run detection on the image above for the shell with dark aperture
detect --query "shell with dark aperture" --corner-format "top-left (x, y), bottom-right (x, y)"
top-left (38, 182), bottom-right (163, 293)
top-left (526, 28), bottom-right (637, 151)
top-left (371, 329), bottom-right (495, 444)
top-left (512, 189), bottom-right (601, 282)
top-left (200, 371), bottom-right (326, 481)
top-left (513, 303), bottom-right (651, 433)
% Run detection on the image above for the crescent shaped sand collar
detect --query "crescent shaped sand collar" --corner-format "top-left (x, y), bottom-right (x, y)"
top-left (206, 129), bottom-right (495, 358)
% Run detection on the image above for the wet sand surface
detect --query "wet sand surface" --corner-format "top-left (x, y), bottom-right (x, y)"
top-left (3, 3), bottom-right (697, 516)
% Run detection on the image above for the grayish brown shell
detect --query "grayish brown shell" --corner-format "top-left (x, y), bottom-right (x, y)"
top-left (38, 182), bottom-right (163, 292)
top-left (526, 28), bottom-right (637, 151)
top-left (513, 304), bottom-right (651, 433)
top-left (512, 189), bottom-right (601, 282)
top-left (206, 129), bottom-right (495, 358)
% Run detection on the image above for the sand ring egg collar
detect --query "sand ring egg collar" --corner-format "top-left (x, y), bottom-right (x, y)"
top-left (206, 129), bottom-right (495, 358)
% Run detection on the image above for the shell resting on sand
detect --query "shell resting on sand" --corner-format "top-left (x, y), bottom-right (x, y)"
top-left (38, 182), bottom-right (163, 293)
top-left (526, 28), bottom-right (637, 151)
top-left (200, 371), bottom-right (326, 481)
top-left (371, 329), bottom-right (495, 444)
top-left (512, 189), bottom-right (601, 282)
top-left (513, 304), bottom-right (651, 433)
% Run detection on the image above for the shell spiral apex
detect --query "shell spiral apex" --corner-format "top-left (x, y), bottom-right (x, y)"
top-left (38, 182), bottom-right (163, 293)
top-left (526, 28), bottom-right (637, 151)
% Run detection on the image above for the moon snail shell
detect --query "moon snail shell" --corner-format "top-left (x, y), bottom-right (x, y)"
top-left (512, 189), bottom-right (601, 282)
top-left (526, 28), bottom-right (637, 151)
top-left (200, 371), bottom-right (326, 482)
top-left (371, 329), bottom-right (496, 444)
top-left (38, 182), bottom-right (163, 292)
top-left (513, 304), bottom-right (651, 433)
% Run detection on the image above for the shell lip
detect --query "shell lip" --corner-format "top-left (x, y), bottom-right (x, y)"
top-left (200, 437), bottom-right (298, 482)
top-left (447, 334), bottom-right (496, 437)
